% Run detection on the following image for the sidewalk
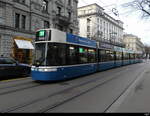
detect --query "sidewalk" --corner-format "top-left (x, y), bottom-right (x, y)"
top-left (110, 61), bottom-right (150, 113)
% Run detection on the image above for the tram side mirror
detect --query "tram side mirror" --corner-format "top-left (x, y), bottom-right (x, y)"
top-left (35, 60), bottom-right (40, 67)
top-left (15, 61), bottom-right (19, 65)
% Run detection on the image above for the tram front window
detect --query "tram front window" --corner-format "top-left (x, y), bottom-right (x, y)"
top-left (34, 43), bottom-right (46, 66)
top-left (46, 43), bottom-right (66, 66)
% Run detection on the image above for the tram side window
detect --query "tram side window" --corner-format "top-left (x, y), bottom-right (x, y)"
top-left (88, 49), bottom-right (96, 63)
top-left (116, 52), bottom-right (122, 60)
top-left (105, 50), bottom-right (114, 61)
top-left (137, 54), bottom-right (142, 59)
top-left (67, 45), bottom-right (78, 65)
top-left (99, 50), bottom-right (114, 62)
top-left (124, 53), bottom-right (129, 60)
top-left (99, 50), bottom-right (106, 62)
top-left (78, 47), bottom-right (88, 64)
top-left (105, 50), bottom-right (110, 61)
top-left (123, 53), bottom-right (125, 60)
top-left (127, 53), bottom-right (130, 60)
top-left (130, 54), bottom-right (134, 59)
top-left (133, 54), bottom-right (136, 59)
top-left (109, 51), bottom-right (115, 61)
top-left (135, 54), bottom-right (137, 59)
top-left (47, 43), bottom-right (66, 66)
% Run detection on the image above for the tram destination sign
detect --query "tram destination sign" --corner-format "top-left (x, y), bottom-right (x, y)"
top-left (36, 30), bottom-right (46, 41)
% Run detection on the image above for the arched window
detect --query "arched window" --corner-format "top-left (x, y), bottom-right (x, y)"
top-left (42, 0), bottom-right (48, 12)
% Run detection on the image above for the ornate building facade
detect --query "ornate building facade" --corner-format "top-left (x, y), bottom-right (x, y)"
top-left (0, 0), bottom-right (78, 64)
top-left (123, 34), bottom-right (145, 54)
top-left (78, 3), bottom-right (124, 47)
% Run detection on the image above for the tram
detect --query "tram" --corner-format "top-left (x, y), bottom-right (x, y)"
top-left (31, 28), bottom-right (143, 81)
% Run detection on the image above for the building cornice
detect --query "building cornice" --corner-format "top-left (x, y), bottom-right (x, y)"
top-left (0, 24), bottom-right (35, 35)
top-left (78, 3), bottom-right (104, 10)
top-left (78, 13), bottom-right (124, 30)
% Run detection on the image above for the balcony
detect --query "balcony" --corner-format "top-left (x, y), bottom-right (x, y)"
top-left (55, 14), bottom-right (71, 26)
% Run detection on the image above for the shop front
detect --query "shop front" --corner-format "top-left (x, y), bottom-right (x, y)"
top-left (13, 36), bottom-right (34, 65)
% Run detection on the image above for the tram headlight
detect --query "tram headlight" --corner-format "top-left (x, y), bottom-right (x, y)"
top-left (31, 66), bottom-right (36, 71)
top-left (38, 69), bottom-right (45, 72)
top-left (38, 68), bottom-right (57, 72)
top-left (31, 68), bottom-right (35, 71)
top-left (44, 69), bottom-right (49, 72)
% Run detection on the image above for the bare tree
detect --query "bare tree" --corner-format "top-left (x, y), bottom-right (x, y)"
top-left (123, 0), bottom-right (150, 18)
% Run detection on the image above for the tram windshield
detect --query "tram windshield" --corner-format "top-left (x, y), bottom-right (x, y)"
top-left (34, 43), bottom-right (46, 66)
top-left (46, 43), bottom-right (66, 66)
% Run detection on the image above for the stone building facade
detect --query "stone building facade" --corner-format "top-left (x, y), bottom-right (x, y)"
top-left (0, 0), bottom-right (78, 64)
top-left (123, 34), bottom-right (145, 54)
top-left (78, 3), bottom-right (124, 47)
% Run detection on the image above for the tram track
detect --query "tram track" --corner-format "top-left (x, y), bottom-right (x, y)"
top-left (0, 81), bottom-right (42, 96)
top-left (1, 64), bottom-right (143, 113)
top-left (41, 66), bottom-right (145, 113)
top-left (0, 80), bottom-right (34, 90)
top-left (0, 77), bottom-right (31, 83)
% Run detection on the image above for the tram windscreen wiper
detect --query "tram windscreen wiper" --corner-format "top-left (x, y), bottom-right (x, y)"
top-left (35, 58), bottom-right (45, 67)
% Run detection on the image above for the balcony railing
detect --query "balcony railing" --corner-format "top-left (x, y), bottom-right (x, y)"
top-left (55, 14), bottom-right (71, 26)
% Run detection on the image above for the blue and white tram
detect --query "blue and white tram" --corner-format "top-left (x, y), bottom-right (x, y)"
top-left (31, 28), bottom-right (143, 81)
top-left (31, 28), bottom-right (97, 81)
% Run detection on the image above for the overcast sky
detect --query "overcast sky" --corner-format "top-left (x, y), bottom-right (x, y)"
top-left (78, 0), bottom-right (150, 45)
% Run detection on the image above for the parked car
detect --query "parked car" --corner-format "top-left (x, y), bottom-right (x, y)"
top-left (0, 57), bottom-right (31, 79)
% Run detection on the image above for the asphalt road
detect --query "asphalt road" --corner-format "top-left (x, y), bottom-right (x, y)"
top-left (0, 61), bottom-right (149, 113)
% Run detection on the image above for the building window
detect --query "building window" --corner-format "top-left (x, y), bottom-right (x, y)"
top-left (87, 26), bottom-right (90, 32)
top-left (87, 34), bottom-right (91, 38)
top-left (42, 0), bottom-right (48, 12)
top-left (87, 18), bottom-right (91, 26)
top-left (87, 18), bottom-right (91, 37)
top-left (88, 9), bottom-right (92, 14)
top-left (15, 13), bottom-right (20, 28)
top-left (14, 0), bottom-right (25, 4)
top-left (69, 29), bottom-right (73, 34)
top-left (22, 15), bottom-right (26, 29)
top-left (68, 12), bottom-right (71, 19)
top-left (57, 25), bottom-right (63, 31)
top-left (57, 7), bottom-right (61, 15)
top-left (44, 21), bottom-right (50, 28)
top-left (68, 0), bottom-right (72, 6)
top-left (21, 0), bottom-right (25, 4)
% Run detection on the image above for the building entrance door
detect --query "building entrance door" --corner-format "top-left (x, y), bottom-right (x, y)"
top-left (13, 37), bottom-right (34, 65)
top-left (13, 44), bottom-right (31, 64)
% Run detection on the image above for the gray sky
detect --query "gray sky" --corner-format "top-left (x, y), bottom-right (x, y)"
top-left (78, 0), bottom-right (150, 45)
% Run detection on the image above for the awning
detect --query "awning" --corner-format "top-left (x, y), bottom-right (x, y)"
top-left (14, 39), bottom-right (34, 49)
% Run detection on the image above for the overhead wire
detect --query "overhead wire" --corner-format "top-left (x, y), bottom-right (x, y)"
top-left (96, 0), bottom-right (120, 17)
